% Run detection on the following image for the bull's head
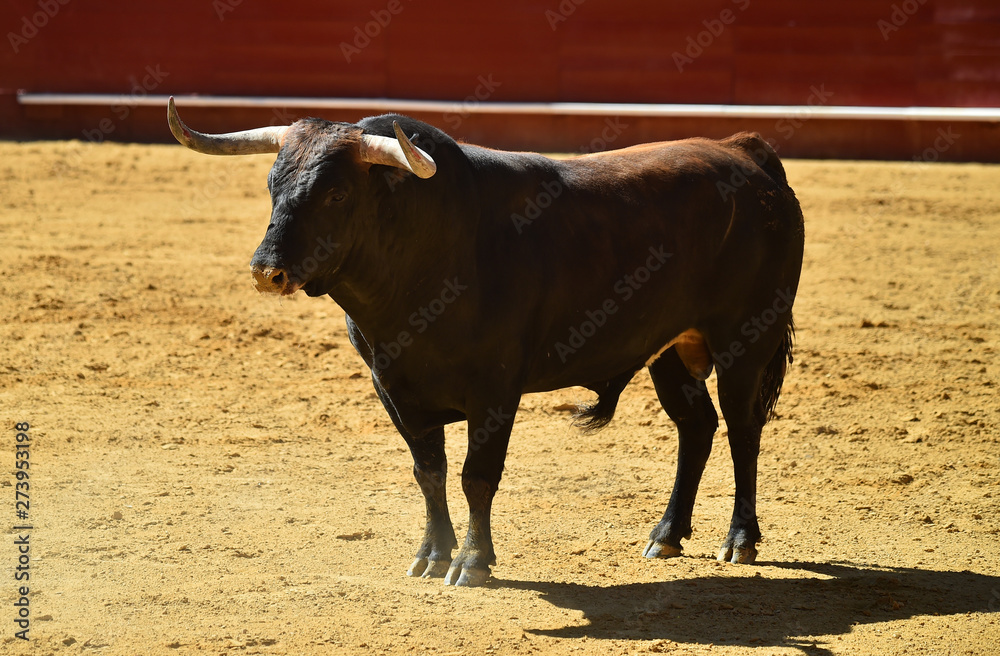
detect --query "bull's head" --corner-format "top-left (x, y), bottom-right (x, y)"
top-left (166, 97), bottom-right (436, 297)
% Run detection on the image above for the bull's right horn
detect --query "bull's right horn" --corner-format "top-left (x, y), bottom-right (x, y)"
top-left (167, 97), bottom-right (289, 155)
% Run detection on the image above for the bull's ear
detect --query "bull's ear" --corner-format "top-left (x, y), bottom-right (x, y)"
top-left (358, 123), bottom-right (436, 179)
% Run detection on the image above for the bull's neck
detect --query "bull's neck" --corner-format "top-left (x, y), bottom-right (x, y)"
top-left (327, 146), bottom-right (557, 339)
top-left (327, 217), bottom-right (470, 339)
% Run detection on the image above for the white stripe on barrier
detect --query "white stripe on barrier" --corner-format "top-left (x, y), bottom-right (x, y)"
top-left (16, 93), bottom-right (1000, 122)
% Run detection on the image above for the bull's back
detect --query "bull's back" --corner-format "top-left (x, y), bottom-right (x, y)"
top-left (536, 133), bottom-right (800, 307)
top-left (463, 136), bottom-right (802, 389)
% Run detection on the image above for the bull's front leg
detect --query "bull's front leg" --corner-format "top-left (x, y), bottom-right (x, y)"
top-left (444, 400), bottom-right (519, 587)
top-left (403, 426), bottom-right (458, 578)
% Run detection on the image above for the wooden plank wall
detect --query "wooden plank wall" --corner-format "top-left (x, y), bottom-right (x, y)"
top-left (3, 0), bottom-right (999, 104)
top-left (1, 0), bottom-right (998, 156)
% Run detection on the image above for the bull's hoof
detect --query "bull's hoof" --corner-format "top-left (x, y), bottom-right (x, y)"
top-left (717, 543), bottom-right (758, 564)
top-left (407, 558), bottom-right (451, 578)
top-left (444, 565), bottom-right (491, 587)
top-left (642, 540), bottom-right (683, 559)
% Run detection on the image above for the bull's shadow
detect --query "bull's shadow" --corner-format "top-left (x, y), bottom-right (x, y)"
top-left (495, 560), bottom-right (1000, 654)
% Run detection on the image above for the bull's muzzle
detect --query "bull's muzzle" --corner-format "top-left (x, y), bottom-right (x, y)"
top-left (250, 264), bottom-right (300, 296)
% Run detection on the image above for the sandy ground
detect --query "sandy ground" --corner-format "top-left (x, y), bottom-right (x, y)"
top-left (0, 140), bottom-right (998, 656)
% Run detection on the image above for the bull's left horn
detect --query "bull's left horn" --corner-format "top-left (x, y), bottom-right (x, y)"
top-left (392, 121), bottom-right (437, 179)
top-left (359, 121), bottom-right (437, 179)
top-left (167, 97), bottom-right (288, 155)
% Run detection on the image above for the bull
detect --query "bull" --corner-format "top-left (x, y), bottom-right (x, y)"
top-left (166, 97), bottom-right (804, 587)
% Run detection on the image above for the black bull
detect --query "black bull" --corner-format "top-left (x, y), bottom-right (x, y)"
top-left (167, 103), bottom-right (804, 587)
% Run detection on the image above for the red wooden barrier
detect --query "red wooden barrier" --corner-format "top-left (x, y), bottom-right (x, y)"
top-left (1, 1), bottom-right (998, 159)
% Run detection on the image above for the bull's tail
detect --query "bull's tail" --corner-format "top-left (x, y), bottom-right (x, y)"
top-left (572, 367), bottom-right (640, 432)
top-left (755, 314), bottom-right (795, 426)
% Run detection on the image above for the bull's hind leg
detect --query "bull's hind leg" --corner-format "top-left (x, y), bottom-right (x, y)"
top-left (403, 426), bottom-right (458, 578)
top-left (643, 348), bottom-right (719, 558)
top-left (715, 367), bottom-right (765, 564)
top-left (714, 317), bottom-right (793, 564)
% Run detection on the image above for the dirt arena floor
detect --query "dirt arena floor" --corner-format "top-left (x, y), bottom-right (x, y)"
top-left (1, 139), bottom-right (998, 656)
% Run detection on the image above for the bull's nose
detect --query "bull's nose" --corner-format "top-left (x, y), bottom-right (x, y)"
top-left (250, 264), bottom-right (297, 295)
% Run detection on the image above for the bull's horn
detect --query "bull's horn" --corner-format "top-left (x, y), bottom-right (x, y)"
top-left (359, 121), bottom-right (437, 179)
top-left (167, 96), bottom-right (289, 155)
top-left (392, 121), bottom-right (437, 178)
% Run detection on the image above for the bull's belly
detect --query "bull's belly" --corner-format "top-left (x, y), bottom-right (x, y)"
top-left (522, 327), bottom-right (712, 394)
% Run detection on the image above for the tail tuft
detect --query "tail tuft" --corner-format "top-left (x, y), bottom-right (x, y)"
top-left (756, 316), bottom-right (794, 426)
top-left (572, 367), bottom-right (639, 433)
top-left (572, 401), bottom-right (617, 433)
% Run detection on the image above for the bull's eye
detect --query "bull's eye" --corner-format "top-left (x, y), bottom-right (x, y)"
top-left (327, 190), bottom-right (346, 204)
